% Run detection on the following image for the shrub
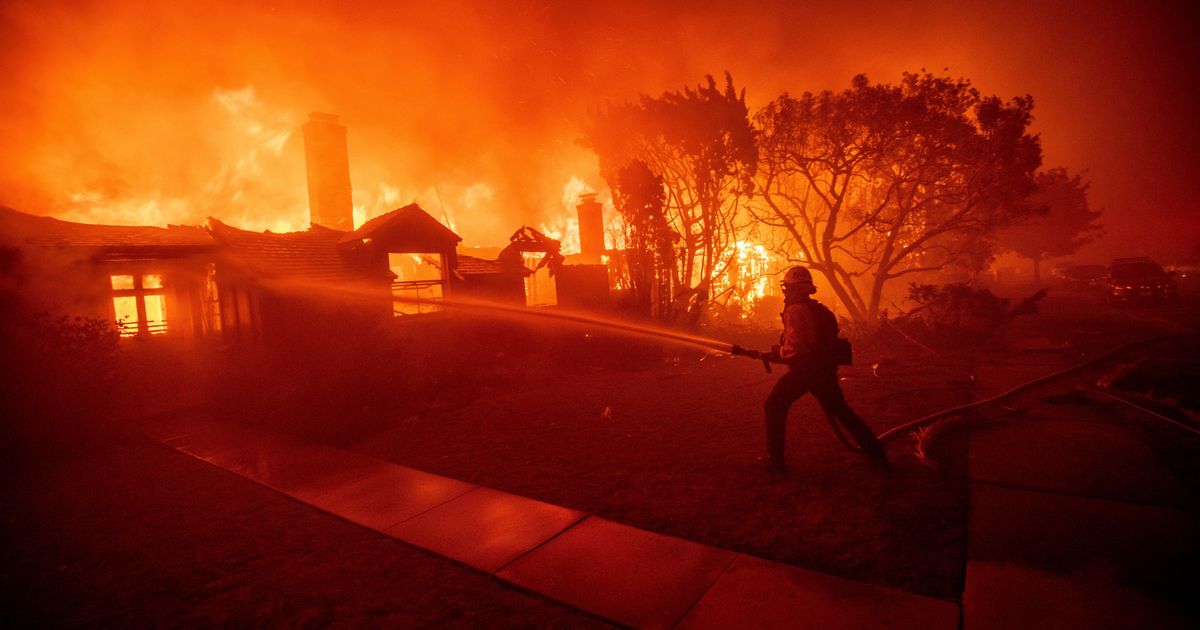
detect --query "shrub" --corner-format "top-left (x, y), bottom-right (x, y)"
top-left (1, 312), bottom-right (121, 426)
top-left (899, 283), bottom-right (1012, 350)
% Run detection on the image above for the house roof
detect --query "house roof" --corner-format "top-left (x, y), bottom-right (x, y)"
top-left (1, 205), bottom-right (479, 285)
top-left (207, 219), bottom-right (360, 280)
top-left (339, 203), bottom-right (461, 247)
top-left (207, 204), bottom-right (460, 282)
top-left (0, 206), bottom-right (212, 249)
top-left (456, 254), bottom-right (530, 277)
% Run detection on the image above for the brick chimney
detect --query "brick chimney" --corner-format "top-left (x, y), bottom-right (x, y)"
top-left (302, 112), bottom-right (354, 231)
top-left (576, 193), bottom-right (604, 264)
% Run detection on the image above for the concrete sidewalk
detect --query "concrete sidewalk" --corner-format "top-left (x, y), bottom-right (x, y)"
top-left (148, 397), bottom-right (1199, 628)
top-left (147, 412), bottom-right (956, 629)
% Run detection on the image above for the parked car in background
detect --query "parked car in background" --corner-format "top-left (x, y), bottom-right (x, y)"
top-left (1057, 264), bottom-right (1108, 288)
top-left (1106, 257), bottom-right (1178, 304)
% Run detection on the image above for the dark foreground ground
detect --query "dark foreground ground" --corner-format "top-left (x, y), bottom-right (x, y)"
top-left (350, 296), bottom-right (1198, 602)
top-left (0, 432), bottom-right (610, 627)
top-left (2, 292), bottom-right (1197, 624)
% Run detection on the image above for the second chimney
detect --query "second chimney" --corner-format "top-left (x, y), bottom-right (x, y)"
top-left (302, 112), bottom-right (354, 231)
top-left (576, 193), bottom-right (604, 264)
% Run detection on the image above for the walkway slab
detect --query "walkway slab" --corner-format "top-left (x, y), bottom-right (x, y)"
top-left (154, 419), bottom-right (972, 627)
top-left (304, 465), bottom-right (477, 532)
top-left (204, 439), bottom-right (391, 501)
top-left (678, 554), bottom-right (958, 630)
top-left (964, 561), bottom-right (1196, 630)
top-left (385, 487), bottom-right (585, 573)
top-left (165, 426), bottom-right (247, 461)
top-left (969, 483), bottom-right (1200, 595)
top-left (497, 516), bottom-right (736, 629)
top-left (969, 419), bottom-right (1194, 508)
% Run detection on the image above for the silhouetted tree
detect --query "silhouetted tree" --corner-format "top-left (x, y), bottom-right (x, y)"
top-left (998, 167), bottom-right (1103, 283)
top-left (612, 160), bottom-right (674, 317)
top-left (754, 72), bottom-right (1042, 323)
top-left (586, 73), bottom-right (757, 322)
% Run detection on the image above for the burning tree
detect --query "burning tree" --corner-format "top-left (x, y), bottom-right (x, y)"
top-left (754, 72), bottom-right (1043, 323)
top-left (998, 167), bottom-right (1104, 283)
top-left (585, 73), bottom-right (757, 323)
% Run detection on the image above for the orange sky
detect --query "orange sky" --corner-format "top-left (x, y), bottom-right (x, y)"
top-left (1, 0), bottom-right (1197, 259)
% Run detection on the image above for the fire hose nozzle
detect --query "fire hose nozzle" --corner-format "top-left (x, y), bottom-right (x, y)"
top-left (730, 345), bottom-right (774, 373)
top-left (730, 344), bottom-right (760, 359)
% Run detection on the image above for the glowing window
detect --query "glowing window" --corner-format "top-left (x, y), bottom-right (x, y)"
top-left (110, 273), bottom-right (169, 337)
top-left (113, 296), bottom-right (138, 329)
top-left (110, 275), bottom-right (134, 290)
top-left (143, 274), bottom-right (164, 289)
top-left (523, 252), bottom-right (557, 307)
top-left (389, 253), bottom-right (444, 316)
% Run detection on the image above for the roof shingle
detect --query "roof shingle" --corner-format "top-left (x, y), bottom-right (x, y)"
top-left (456, 254), bottom-right (528, 277)
top-left (0, 206), bottom-right (212, 249)
top-left (207, 219), bottom-right (359, 280)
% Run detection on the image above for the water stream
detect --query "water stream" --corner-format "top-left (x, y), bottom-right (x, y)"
top-left (267, 276), bottom-right (738, 352)
top-left (390, 294), bottom-right (735, 352)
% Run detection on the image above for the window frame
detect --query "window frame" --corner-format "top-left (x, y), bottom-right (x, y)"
top-left (110, 273), bottom-right (169, 337)
top-left (388, 252), bottom-right (447, 316)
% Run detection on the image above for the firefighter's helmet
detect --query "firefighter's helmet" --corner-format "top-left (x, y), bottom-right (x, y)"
top-left (781, 265), bottom-right (817, 294)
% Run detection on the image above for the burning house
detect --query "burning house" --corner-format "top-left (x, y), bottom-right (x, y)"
top-left (489, 193), bottom-right (613, 311)
top-left (0, 201), bottom-right (479, 345)
top-left (0, 207), bottom-right (217, 341)
top-left (205, 202), bottom-right (467, 343)
top-left (0, 112), bottom-right (605, 344)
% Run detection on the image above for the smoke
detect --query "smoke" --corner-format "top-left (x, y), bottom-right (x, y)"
top-left (1, 0), bottom-right (1196, 255)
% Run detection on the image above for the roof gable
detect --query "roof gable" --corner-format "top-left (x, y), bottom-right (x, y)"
top-left (338, 203), bottom-right (461, 250)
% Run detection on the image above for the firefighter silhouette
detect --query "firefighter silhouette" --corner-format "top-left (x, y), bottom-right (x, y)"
top-left (734, 266), bottom-right (890, 473)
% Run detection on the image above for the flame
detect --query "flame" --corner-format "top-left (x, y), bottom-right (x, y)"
top-left (54, 86), bottom-right (308, 232)
top-left (711, 240), bottom-right (783, 316)
top-left (536, 176), bottom-right (595, 256)
top-left (53, 81), bottom-right (516, 239)
top-left (355, 180), bottom-right (490, 235)
top-left (61, 192), bottom-right (196, 229)
top-left (3, 3), bottom-right (617, 246)
top-left (16, 71), bottom-right (581, 244)
top-left (561, 176), bottom-right (593, 212)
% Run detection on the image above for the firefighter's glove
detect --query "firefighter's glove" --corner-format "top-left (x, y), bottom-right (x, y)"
top-left (756, 350), bottom-right (783, 373)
